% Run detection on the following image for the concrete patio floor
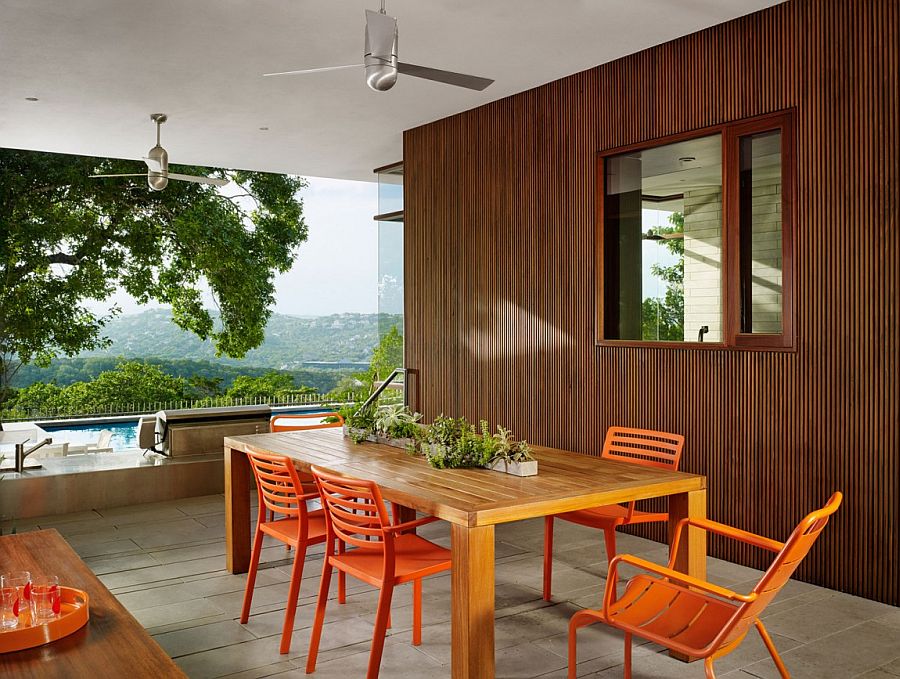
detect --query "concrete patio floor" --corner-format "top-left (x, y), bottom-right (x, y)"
top-left (5, 494), bottom-right (899, 679)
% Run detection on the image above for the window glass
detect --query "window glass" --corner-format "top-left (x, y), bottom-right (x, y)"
top-left (604, 134), bottom-right (723, 342)
top-left (739, 130), bottom-right (783, 334)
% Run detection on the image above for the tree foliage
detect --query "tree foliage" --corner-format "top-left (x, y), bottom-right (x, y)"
top-left (365, 325), bottom-right (404, 385)
top-left (0, 148), bottom-right (308, 396)
top-left (642, 212), bottom-right (685, 341)
top-left (224, 371), bottom-right (315, 400)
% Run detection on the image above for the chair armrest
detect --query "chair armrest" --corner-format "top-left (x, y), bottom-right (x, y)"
top-left (668, 517), bottom-right (783, 569)
top-left (603, 554), bottom-right (757, 618)
top-left (384, 515), bottom-right (440, 534)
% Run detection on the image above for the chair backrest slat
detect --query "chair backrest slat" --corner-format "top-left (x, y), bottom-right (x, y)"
top-left (246, 450), bottom-right (308, 520)
top-left (270, 412), bottom-right (344, 432)
top-left (312, 466), bottom-right (392, 554)
top-left (601, 427), bottom-right (685, 471)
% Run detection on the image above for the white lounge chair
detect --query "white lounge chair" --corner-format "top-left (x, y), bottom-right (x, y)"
top-left (67, 430), bottom-right (114, 455)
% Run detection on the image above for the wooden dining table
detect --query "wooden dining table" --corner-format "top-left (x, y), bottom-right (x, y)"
top-left (223, 429), bottom-right (707, 679)
top-left (0, 529), bottom-right (186, 678)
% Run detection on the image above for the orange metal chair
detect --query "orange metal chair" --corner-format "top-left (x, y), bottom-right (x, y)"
top-left (266, 412), bottom-right (344, 526)
top-left (568, 492), bottom-right (843, 679)
top-left (306, 465), bottom-right (451, 679)
top-left (269, 411), bottom-right (344, 432)
top-left (543, 427), bottom-right (685, 601)
top-left (239, 450), bottom-right (344, 654)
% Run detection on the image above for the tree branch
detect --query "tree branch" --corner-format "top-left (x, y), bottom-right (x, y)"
top-left (47, 253), bottom-right (80, 266)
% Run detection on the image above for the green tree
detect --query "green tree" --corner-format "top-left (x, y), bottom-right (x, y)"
top-left (224, 371), bottom-right (314, 400)
top-left (0, 149), bottom-right (308, 401)
top-left (61, 361), bottom-right (187, 413)
top-left (187, 375), bottom-right (224, 399)
top-left (365, 325), bottom-right (404, 386)
top-left (642, 212), bottom-right (685, 341)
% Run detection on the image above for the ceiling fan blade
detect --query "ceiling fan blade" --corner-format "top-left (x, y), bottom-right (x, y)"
top-left (397, 62), bottom-right (493, 91)
top-left (90, 173), bottom-right (148, 178)
top-left (167, 172), bottom-right (229, 187)
top-left (264, 64), bottom-right (362, 77)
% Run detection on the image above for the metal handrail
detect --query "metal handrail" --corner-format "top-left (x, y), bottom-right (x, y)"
top-left (357, 368), bottom-right (406, 414)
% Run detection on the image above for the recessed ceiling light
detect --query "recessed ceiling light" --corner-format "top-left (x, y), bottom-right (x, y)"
top-left (678, 156), bottom-right (696, 162)
top-left (259, 126), bottom-right (269, 131)
top-left (25, 97), bottom-right (39, 102)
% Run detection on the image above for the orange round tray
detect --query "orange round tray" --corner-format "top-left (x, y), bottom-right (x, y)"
top-left (0, 587), bottom-right (90, 653)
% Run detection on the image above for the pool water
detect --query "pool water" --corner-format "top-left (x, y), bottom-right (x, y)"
top-left (42, 407), bottom-right (331, 452)
top-left (43, 422), bottom-right (139, 451)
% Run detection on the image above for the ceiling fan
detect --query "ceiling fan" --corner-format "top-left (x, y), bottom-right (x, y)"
top-left (91, 114), bottom-right (229, 192)
top-left (264, 2), bottom-right (494, 93)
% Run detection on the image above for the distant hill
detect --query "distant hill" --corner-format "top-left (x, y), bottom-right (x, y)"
top-left (12, 357), bottom-right (354, 393)
top-left (77, 309), bottom-right (402, 368)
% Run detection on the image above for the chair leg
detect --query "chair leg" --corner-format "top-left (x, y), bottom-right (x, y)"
top-left (239, 527), bottom-right (264, 624)
top-left (305, 558), bottom-right (334, 674)
top-left (624, 632), bottom-right (632, 679)
top-left (279, 543), bottom-right (307, 654)
top-left (603, 527), bottom-right (617, 564)
top-left (366, 581), bottom-right (395, 679)
top-left (704, 657), bottom-right (717, 679)
top-left (412, 579), bottom-right (422, 646)
top-left (568, 609), bottom-right (604, 679)
top-left (338, 541), bottom-right (346, 604)
top-left (543, 515), bottom-right (554, 601)
top-left (755, 619), bottom-right (790, 678)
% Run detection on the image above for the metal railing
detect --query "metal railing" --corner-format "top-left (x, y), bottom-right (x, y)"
top-left (0, 391), bottom-right (368, 423)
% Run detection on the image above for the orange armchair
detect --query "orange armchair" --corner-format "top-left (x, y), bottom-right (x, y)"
top-left (544, 427), bottom-right (685, 601)
top-left (568, 492), bottom-right (843, 679)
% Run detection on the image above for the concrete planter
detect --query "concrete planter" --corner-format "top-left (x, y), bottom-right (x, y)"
top-left (342, 424), bottom-right (376, 443)
top-left (489, 458), bottom-right (538, 477)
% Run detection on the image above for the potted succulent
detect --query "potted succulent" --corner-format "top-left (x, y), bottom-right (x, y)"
top-left (487, 426), bottom-right (537, 477)
top-left (373, 404), bottom-right (423, 450)
top-left (339, 401), bottom-right (378, 443)
top-left (421, 415), bottom-right (494, 469)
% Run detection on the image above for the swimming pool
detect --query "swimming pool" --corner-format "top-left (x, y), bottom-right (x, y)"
top-left (42, 406), bottom-right (331, 452)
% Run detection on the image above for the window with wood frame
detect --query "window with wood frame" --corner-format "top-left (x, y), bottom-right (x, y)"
top-left (597, 111), bottom-right (794, 349)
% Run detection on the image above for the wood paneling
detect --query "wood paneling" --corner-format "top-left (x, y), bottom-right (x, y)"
top-left (403, 0), bottom-right (900, 604)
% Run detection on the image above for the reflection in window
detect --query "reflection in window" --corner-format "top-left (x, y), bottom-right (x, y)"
top-left (739, 130), bottom-right (783, 334)
top-left (604, 134), bottom-right (723, 342)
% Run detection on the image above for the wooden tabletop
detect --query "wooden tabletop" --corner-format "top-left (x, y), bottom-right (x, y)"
top-left (0, 529), bottom-right (185, 678)
top-left (225, 429), bottom-right (706, 527)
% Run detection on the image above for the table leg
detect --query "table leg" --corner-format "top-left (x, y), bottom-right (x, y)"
top-left (668, 488), bottom-right (707, 661)
top-left (225, 446), bottom-right (252, 574)
top-left (451, 524), bottom-right (495, 679)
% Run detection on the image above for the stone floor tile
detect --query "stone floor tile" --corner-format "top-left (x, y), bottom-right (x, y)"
top-left (177, 637), bottom-right (306, 679)
top-left (741, 620), bottom-right (900, 679)
top-left (763, 592), bottom-right (899, 644)
top-left (133, 597), bottom-right (226, 629)
top-left (154, 619), bottom-right (258, 658)
top-left (84, 551), bottom-right (160, 574)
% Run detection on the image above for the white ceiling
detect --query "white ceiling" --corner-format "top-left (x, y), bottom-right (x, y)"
top-left (0, 0), bottom-right (783, 181)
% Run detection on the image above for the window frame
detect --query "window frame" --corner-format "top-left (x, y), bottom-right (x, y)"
top-left (595, 110), bottom-right (795, 351)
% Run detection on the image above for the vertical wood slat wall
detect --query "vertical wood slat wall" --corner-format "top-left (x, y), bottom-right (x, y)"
top-left (403, 0), bottom-right (899, 605)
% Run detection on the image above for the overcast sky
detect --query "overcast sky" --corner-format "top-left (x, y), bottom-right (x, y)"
top-left (91, 176), bottom-right (379, 318)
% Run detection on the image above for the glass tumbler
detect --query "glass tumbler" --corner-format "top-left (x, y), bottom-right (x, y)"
top-left (31, 576), bottom-right (61, 623)
top-left (0, 571), bottom-right (33, 627)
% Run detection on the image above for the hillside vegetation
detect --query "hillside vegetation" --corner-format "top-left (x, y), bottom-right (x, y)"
top-left (75, 309), bottom-right (402, 367)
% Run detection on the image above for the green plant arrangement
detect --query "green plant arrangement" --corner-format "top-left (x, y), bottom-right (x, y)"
top-left (486, 425), bottom-right (536, 476)
top-left (374, 403), bottom-right (422, 440)
top-left (417, 416), bottom-right (536, 475)
top-left (340, 402), bottom-right (424, 446)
